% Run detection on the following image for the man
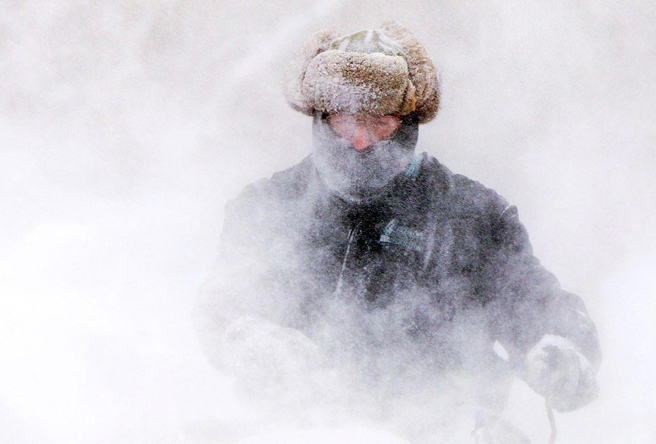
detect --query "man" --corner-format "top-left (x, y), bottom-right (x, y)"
top-left (194, 20), bottom-right (600, 441)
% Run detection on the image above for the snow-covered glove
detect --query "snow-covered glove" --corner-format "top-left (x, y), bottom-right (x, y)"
top-left (523, 335), bottom-right (599, 412)
top-left (222, 316), bottom-right (327, 402)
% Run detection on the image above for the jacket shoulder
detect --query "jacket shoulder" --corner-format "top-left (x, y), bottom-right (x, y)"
top-left (228, 156), bottom-right (313, 211)
top-left (219, 157), bottom-right (314, 248)
top-left (420, 153), bottom-right (509, 218)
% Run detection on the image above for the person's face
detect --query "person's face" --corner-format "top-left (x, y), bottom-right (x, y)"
top-left (312, 111), bottom-right (418, 203)
top-left (327, 114), bottom-right (402, 151)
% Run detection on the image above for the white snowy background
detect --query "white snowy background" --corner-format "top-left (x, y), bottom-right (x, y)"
top-left (1, 1), bottom-right (654, 443)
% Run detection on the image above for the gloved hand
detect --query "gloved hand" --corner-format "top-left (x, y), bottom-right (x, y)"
top-left (523, 335), bottom-right (599, 412)
top-left (222, 316), bottom-right (329, 403)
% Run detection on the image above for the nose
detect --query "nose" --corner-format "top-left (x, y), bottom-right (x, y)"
top-left (350, 125), bottom-right (375, 151)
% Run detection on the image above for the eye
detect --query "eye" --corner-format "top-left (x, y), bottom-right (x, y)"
top-left (377, 116), bottom-right (399, 127)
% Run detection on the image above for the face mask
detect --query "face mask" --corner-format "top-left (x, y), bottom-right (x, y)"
top-left (312, 112), bottom-right (419, 203)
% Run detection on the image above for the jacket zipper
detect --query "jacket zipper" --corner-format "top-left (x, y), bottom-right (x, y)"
top-left (332, 222), bottom-right (360, 299)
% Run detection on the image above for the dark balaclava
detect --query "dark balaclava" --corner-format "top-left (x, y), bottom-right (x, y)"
top-left (312, 111), bottom-right (419, 204)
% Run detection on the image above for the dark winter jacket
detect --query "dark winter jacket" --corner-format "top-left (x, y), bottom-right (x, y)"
top-left (195, 151), bottom-right (601, 411)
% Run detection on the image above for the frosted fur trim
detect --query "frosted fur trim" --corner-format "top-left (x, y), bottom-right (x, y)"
top-left (284, 20), bottom-right (440, 124)
top-left (302, 50), bottom-right (416, 116)
top-left (380, 20), bottom-right (440, 124)
top-left (284, 28), bottom-right (340, 116)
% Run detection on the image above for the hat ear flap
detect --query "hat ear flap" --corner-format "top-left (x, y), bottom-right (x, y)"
top-left (380, 20), bottom-right (440, 124)
top-left (284, 28), bottom-right (339, 116)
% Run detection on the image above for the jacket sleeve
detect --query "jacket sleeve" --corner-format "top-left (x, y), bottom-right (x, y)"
top-left (192, 187), bottom-right (283, 372)
top-left (482, 201), bottom-right (601, 371)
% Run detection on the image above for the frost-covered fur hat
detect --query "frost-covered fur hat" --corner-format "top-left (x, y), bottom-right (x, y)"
top-left (284, 20), bottom-right (440, 124)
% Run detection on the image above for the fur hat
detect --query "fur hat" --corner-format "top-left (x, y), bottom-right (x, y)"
top-left (284, 20), bottom-right (440, 124)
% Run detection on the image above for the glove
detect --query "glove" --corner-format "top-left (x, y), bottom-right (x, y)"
top-left (222, 316), bottom-right (328, 402)
top-left (523, 335), bottom-right (599, 412)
